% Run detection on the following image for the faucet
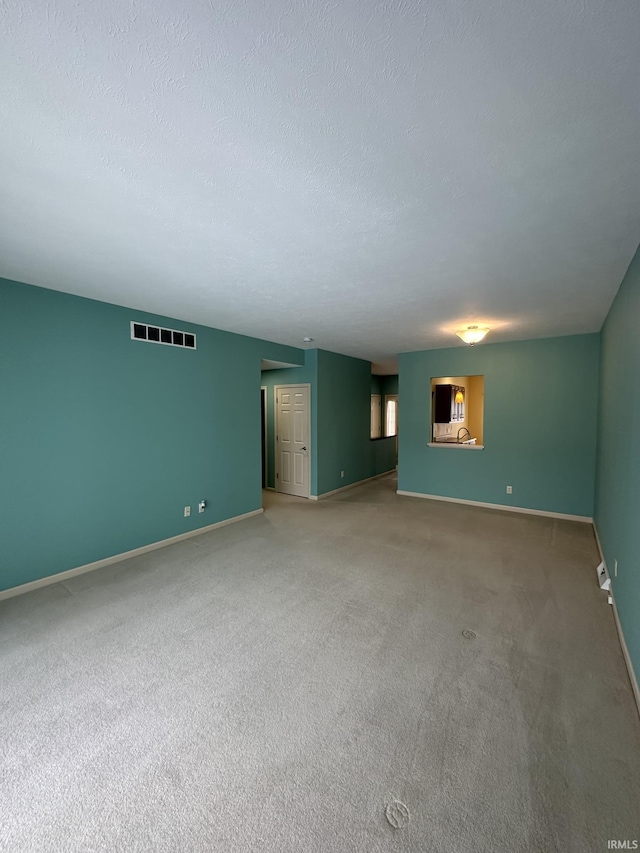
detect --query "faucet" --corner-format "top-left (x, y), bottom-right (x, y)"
top-left (456, 427), bottom-right (471, 444)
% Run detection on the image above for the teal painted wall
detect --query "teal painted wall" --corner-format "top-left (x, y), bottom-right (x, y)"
top-left (0, 278), bottom-right (304, 591)
top-left (261, 351), bottom-right (318, 492)
top-left (380, 375), bottom-right (398, 397)
top-left (595, 245), bottom-right (640, 680)
top-left (371, 437), bottom-right (397, 477)
top-left (316, 350), bottom-right (376, 495)
top-left (398, 335), bottom-right (599, 517)
top-left (370, 375), bottom-right (398, 396)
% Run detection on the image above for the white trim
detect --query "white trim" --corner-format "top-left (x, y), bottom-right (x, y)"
top-left (370, 393), bottom-right (382, 439)
top-left (610, 593), bottom-right (640, 720)
top-left (395, 490), bottom-right (592, 522)
top-left (274, 383), bottom-right (311, 499)
top-left (261, 384), bottom-right (268, 490)
top-left (592, 522), bottom-right (608, 575)
top-left (310, 471), bottom-right (394, 501)
top-left (593, 523), bottom-right (640, 719)
top-left (383, 394), bottom-right (399, 438)
top-left (0, 508), bottom-right (264, 602)
top-left (427, 442), bottom-right (484, 450)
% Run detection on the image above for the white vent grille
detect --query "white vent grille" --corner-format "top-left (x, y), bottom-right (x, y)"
top-left (130, 322), bottom-right (196, 350)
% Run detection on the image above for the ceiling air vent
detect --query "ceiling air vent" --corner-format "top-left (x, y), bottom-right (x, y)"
top-left (130, 321), bottom-right (196, 350)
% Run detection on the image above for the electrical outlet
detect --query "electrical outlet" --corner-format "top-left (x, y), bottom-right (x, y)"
top-left (596, 561), bottom-right (611, 591)
top-left (614, 559), bottom-right (618, 577)
top-left (506, 485), bottom-right (513, 494)
top-left (184, 506), bottom-right (191, 517)
top-left (340, 470), bottom-right (344, 478)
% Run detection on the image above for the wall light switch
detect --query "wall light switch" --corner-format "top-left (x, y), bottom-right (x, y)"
top-left (184, 506), bottom-right (191, 517)
top-left (340, 470), bottom-right (345, 478)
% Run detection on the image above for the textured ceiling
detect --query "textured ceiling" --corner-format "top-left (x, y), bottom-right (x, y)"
top-left (1, 0), bottom-right (640, 372)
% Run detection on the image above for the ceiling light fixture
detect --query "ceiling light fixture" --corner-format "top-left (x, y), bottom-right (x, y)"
top-left (302, 337), bottom-right (314, 343)
top-left (455, 325), bottom-right (490, 346)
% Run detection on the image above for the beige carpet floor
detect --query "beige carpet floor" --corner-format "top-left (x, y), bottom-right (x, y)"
top-left (1, 474), bottom-right (639, 852)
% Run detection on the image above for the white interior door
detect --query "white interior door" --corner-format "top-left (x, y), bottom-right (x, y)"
top-left (275, 385), bottom-right (310, 498)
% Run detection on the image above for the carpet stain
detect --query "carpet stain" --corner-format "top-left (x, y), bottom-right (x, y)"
top-left (385, 800), bottom-right (410, 829)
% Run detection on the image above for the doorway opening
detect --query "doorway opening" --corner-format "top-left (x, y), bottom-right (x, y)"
top-left (260, 359), bottom-right (307, 505)
top-left (371, 375), bottom-right (399, 467)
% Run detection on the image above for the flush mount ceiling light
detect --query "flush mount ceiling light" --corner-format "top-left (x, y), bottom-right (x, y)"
top-left (302, 337), bottom-right (314, 343)
top-left (455, 325), bottom-right (490, 346)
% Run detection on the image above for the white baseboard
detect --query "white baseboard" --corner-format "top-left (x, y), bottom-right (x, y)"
top-left (610, 594), bottom-right (640, 720)
top-left (395, 490), bottom-right (592, 523)
top-left (593, 523), bottom-right (640, 719)
top-left (309, 470), bottom-right (394, 501)
top-left (0, 508), bottom-right (264, 602)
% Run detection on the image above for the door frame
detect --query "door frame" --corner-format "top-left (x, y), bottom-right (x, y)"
top-left (384, 394), bottom-right (399, 437)
top-left (261, 385), bottom-right (268, 489)
top-left (384, 393), bottom-right (399, 465)
top-left (370, 393), bottom-right (382, 438)
top-left (274, 383), bottom-right (311, 498)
